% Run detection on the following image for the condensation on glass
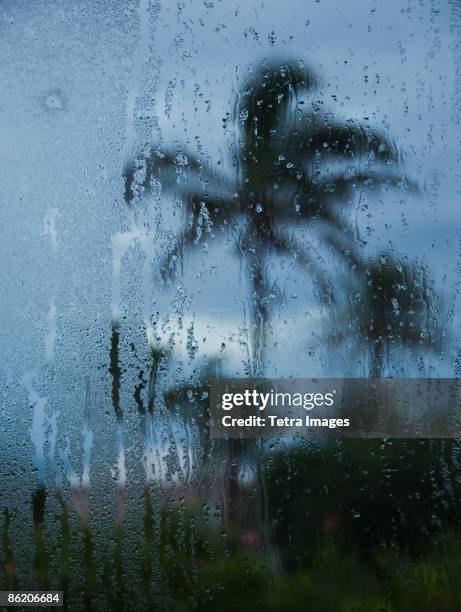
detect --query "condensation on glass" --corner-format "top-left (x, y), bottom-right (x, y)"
top-left (1, 1), bottom-right (461, 609)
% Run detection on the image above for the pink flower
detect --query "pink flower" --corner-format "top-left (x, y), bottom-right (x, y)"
top-left (240, 530), bottom-right (260, 550)
top-left (322, 514), bottom-right (339, 532)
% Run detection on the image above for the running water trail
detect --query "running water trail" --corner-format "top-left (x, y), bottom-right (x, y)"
top-left (112, 0), bottom-right (165, 493)
top-left (60, 380), bottom-right (94, 523)
top-left (24, 371), bottom-right (47, 488)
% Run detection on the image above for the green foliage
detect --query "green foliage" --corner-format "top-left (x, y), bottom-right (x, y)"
top-left (267, 439), bottom-right (461, 566)
top-left (2, 490), bottom-right (461, 611)
top-left (379, 532), bottom-right (461, 612)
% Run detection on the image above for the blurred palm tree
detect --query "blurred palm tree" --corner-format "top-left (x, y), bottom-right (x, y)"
top-left (123, 58), bottom-right (413, 376)
top-left (328, 253), bottom-right (441, 377)
top-left (122, 59), bottom-right (429, 539)
top-left (359, 255), bottom-right (440, 376)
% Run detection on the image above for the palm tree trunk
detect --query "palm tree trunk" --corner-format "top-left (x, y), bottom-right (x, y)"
top-left (224, 214), bottom-right (277, 561)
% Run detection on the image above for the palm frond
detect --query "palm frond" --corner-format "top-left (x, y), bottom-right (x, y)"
top-left (270, 233), bottom-right (335, 304)
top-left (264, 170), bottom-right (417, 221)
top-left (291, 119), bottom-right (399, 164)
top-left (307, 171), bottom-right (417, 199)
top-left (323, 228), bottom-right (365, 272)
top-left (154, 195), bottom-right (240, 281)
top-left (361, 255), bottom-right (439, 348)
top-left (293, 172), bottom-right (418, 219)
top-left (123, 148), bottom-right (237, 204)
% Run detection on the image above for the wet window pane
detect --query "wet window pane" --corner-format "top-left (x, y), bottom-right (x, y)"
top-left (1, 1), bottom-right (461, 610)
